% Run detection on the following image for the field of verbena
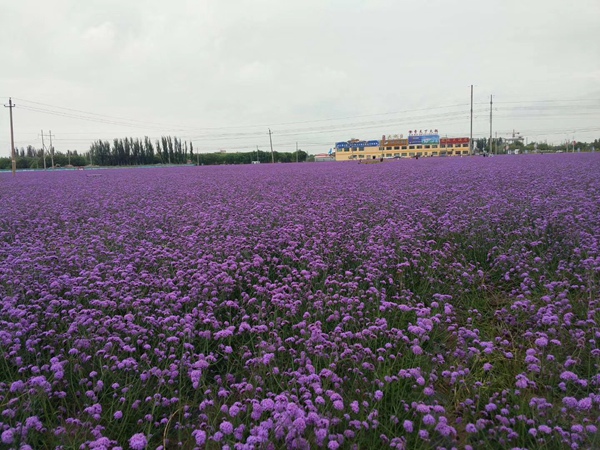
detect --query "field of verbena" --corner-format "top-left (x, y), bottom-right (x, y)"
top-left (1, 154), bottom-right (599, 450)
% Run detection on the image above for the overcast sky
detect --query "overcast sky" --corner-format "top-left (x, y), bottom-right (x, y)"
top-left (1, 0), bottom-right (599, 156)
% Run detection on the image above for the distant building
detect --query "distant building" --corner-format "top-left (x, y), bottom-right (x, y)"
top-left (314, 153), bottom-right (335, 162)
top-left (334, 132), bottom-right (471, 161)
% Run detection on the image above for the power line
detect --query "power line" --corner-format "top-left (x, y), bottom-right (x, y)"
top-left (495, 98), bottom-right (600, 104)
top-left (24, 107), bottom-right (484, 144)
top-left (17, 105), bottom-right (183, 132)
top-left (15, 97), bottom-right (479, 134)
top-left (13, 97), bottom-right (187, 130)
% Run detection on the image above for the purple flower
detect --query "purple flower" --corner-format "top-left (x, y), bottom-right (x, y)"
top-left (515, 374), bottom-right (529, 388)
top-left (2, 154), bottom-right (600, 449)
top-left (261, 399), bottom-right (275, 410)
top-left (415, 404), bottom-right (430, 413)
top-left (220, 421), bottom-right (234, 435)
top-left (24, 416), bottom-right (43, 431)
top-left (1, 429), bottom-right (14, 444)
top-left (578, 397), bottom-right (592, 410)
top-left (10, 380), bottom-right (25, 392)
top-left (192, 429), bottom-right (206, 446)
top-left (229, 405), bottom-right (240, 417)
top-left (293, 418), bottom-right (307, 434)
top-left (423, 414), bottom-right (436, 425)
top-left (484, 403), bottom-right (497, 412)
top-left (129, 433), bottom-right (147, 450)
top-left (212, 431), bottom-right (223, 442)
top-left (435, 422), bottom-right (456, 437)
top-left (560, 371), bottom-right (578, 381)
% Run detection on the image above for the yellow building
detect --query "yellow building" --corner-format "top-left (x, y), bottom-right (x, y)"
top-left (334, 139), bottom-right (382, 161)
top-left (334, 134), bottom-right (470, 160)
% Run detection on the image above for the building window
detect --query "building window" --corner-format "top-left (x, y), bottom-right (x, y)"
top-left (409, 145), bottom-right (415, 149)
top-left (386, 146), bottom-right (392, 150)
top-left (432, 152), bottom-right (438, 156)
top-left (386, 154), bottom-right (392, 157)
top-left (401, 153), bottom-right (407, 157)
top-left (394, 146), bottom-right (400, 150)
top-left (463, 150), bottom-right (469, 154)
top-left (425, 145), bottom-right (431, 149)
top-left (432, 145), bottom-right (438, 149)
top-left (359, 148), bottom-right (364, 151)
top-left (417, 145), bottom-right (423, 149)
top-left (379, 147), bottom-right (384, 150)
top-left (359, 155), bottom-right (365, 158)
top-left (409, 152), bottom-right (415, 157)
top-left (462, 144), bottom-right (469, 148)
top-left (402, 146), bottom-right (407, 150)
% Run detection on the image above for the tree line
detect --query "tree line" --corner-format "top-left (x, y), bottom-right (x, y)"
top-left (90, 136), bottom-right (192, 166)
top-left (0, 135), bottom-right (309, 169)
top-left (197, 149), bottom-right (308, 165)
top-left (473, 137), bottom-right (599, 153)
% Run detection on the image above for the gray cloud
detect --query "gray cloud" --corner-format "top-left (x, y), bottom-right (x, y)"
top-left (1, 0), bottom-right (599, 155)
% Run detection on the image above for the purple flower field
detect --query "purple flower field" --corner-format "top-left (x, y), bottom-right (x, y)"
top-left (1, 154), bottom-right (599, 449)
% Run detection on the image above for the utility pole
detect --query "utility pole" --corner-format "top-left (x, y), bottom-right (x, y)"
top-left (470, 85), bottom-right (473, 155)
top-left (489, 95), bottom-right (493, 155)
top-left (40, 130), bottom-right (48, 169)
top-left (4, 98), bottom-right (16, 176)
top-left (49, 131), bottom-right (55, 169)
top-left (268, 129), bottom-right (274, 163)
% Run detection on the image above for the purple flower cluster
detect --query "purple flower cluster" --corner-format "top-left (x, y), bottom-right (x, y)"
top-left (1, 154), bottom-right (600, 448)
